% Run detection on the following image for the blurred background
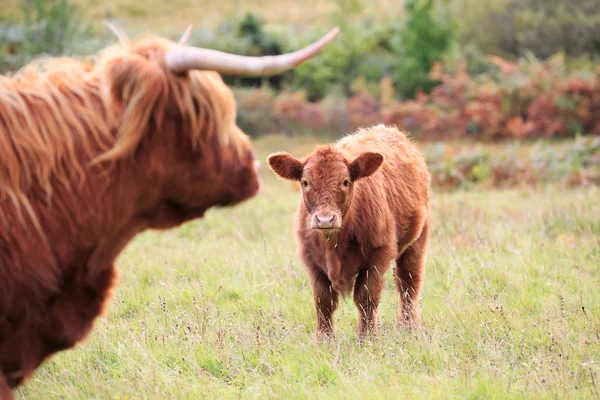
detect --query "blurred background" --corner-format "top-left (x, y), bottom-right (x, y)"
top-left (1, 0), bottom-right (599, 190)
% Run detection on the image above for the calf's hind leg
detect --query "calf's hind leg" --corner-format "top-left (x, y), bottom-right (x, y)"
top-left (354, 246), bottom-right (395, 338)
top-left (395, 219), bottom-right (429, 328)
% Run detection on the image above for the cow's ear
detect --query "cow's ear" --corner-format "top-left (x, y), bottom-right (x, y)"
top-left (349, 152), bottom-right (384, 181)
top-left (93, 54), bottom-right (167, 163)
top-left (267, 152), bottom-right (303, 181)
top-left (104, 54), bottom-right (165, 108)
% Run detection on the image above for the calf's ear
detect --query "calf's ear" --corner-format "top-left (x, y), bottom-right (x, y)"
top-left (267, 152), bottom-right (304, 181)
top-left (349, 152), bottom-right (384, 181)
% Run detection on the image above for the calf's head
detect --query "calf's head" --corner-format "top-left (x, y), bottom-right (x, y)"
top-left (267, 147), bottom-right (384, 233)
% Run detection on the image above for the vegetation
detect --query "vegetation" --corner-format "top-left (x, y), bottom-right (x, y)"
top-left (1, 1), bottom-right (599, 398)
top-left (3, 0), bottom-right (598, 141)
top-left (3, 0), bottom-right (599, 102)
top-left (14, 136), bottom-right (600, 399)
top-left (391, 0), bottom-right (455, 98)
top-left (0, 0), bottom-right (91, 70)
top-left (425, 136), bottom-right (600, 190)
top-left (450, 0), bottom-right (600, 60)
top-left (235, 55), bottom-right (600, 140)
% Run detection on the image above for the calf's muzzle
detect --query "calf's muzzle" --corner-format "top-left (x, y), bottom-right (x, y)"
top-left (311, 212), bottom-right (340, 230)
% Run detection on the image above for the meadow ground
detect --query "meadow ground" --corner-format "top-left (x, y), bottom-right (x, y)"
top-left (15, 135), bottom-right (600, 399)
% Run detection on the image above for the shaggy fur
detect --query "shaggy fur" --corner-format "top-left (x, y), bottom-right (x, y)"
top-left (0, 37), bottom-right (260, 397)
top-left (268, 125), bottom-right (431, 338)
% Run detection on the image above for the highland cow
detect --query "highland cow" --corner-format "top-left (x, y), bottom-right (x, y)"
top-left (0, 26), bottom-right (338, 397)
top-left (267, 125), bottom-right (431, 338)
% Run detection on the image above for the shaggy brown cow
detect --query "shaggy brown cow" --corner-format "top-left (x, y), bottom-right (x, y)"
top-left (267, 125), bottom-right (431, 338)
top-left (0, 26), bottom-right (338, 397)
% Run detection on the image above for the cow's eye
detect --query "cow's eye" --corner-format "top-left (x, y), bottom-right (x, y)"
top-left (343, 179), bottom-right (350, 187)
top-left (302, 179), bottom-right (309, 188)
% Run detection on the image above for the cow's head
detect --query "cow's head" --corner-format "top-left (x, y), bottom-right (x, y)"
top-left (267, 146), bottom-right (384, 235)
top-left (94, 26), bottom-right (338, 228)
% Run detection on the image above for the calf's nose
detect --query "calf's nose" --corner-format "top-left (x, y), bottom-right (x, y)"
top-left (311, 213), bottom-right (338, 229)
top-left (317, 214), bottom-right (334, 224)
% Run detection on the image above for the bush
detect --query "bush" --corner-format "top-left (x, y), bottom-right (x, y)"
top-left (21, 0), bottom-right (79, 55)
top-left (451, 0), bottom-right (600, 60)
top-left (165, 12), bottom-right (290, 91)
top-left (0, 0), bottom-right (91, 71)
top-left (20, 0), bottom-right (90, 62)
top-left (392, 0), bottom-right (456, 99)
top-left (287, 0), bottom-right (456, 100)
top-left (221, 12), bottom-right (287, 90)
top-left (284, 0), bottom-right (385, 101)
top-left (0, 23), bottom-right (24, 71)
top-left (235, 56), bottom-right (600, 140)
top-left (235, 87), bottom-right (278, 137)
top-left (234, 88), bottom-right (349, 137)
top-left (425, 136), bottom-right (600, 190)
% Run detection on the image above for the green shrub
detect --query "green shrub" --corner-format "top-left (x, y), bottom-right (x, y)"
top-left (0, 0), bottom-right (92, 71)
top-left (188, 12), bottom-right (289, 90)
top-left (237, 12), bottom-right (281, 56)
top-left (425, 137), bottom-right (600, 190)
top-left (450, 0), bottom-right (600, 60)
top-left (20, 0), bottom-right (87, 58)
top-left (0, 23), bottom-right (24, 71)
top-left (287, 0), bottom-right (456, 100)
top-left (392, 0), bottom-right (456, 99)
top-left (235, 87), bottom-right (278, 137)
top-left (284, 0), bottom-right (384, 100)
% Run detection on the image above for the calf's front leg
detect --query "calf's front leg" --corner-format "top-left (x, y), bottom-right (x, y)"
top-left (309, 268), bottom-right (339, 339)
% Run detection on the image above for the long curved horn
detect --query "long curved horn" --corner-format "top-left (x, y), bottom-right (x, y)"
top-left (165, 27), bottom-right (340, 76)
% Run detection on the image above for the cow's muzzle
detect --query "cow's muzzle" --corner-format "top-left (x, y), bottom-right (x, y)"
top-left (311, 212), bottom-right (341, 230)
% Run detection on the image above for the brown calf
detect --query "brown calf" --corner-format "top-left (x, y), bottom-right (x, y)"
top-left (267, 125), bottom-right (431, 338)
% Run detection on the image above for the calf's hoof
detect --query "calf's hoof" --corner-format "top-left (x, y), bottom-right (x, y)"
top-left (316, 329), bottom-right (335, 341)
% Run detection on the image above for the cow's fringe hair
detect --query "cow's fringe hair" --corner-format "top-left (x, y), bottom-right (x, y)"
top-left (0, 36), bottom-right (242, 237)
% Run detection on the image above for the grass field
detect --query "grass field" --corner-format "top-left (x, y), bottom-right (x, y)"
top-left (14, 135), bottom-right (600, 399)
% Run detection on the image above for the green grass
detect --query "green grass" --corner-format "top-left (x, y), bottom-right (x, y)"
top-left (15, 136), bottom-right (600, 399)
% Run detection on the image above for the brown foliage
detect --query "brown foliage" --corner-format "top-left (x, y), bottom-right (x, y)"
top-left (237, 57), bottom-right (600, 141)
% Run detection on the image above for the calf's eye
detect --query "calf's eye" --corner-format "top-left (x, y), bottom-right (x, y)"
top-left (302, 179), bottom-right (309, 188)
top-left (343, 179), bottom-right (350, 187)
